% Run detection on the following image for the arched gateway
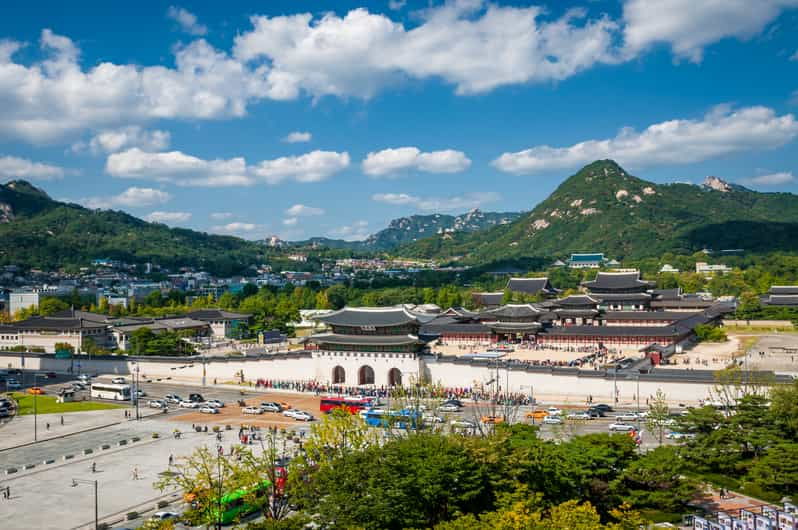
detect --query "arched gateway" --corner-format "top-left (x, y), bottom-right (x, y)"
top-left (388, 368), bottom-right (402, 387)
top-left (358, 365), bottom-right (375, 385)
top-left (332, 365), bottom-right (346, 384)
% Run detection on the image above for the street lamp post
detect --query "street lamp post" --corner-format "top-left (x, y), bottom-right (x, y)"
top-left (71, 478), bottom-right (99, 530)
top-left (33, 372), bottom-right (40, 442)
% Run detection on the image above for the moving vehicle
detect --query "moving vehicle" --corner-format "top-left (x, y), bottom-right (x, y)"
top-left (441, 398), bottom-right (464, 408)
top-left (179, 400), bottom-right (200, 408)
top-left (450, 418), bottom-right (477, 429)
top-left (135, 389), bottom-right (146, 398)
top-left (365, 409), bottom-right (420, 429)
top-left (438, 403), bottom-right (461, 413)
top-left (199, 406), bottom-right (219, 414)
top-left (6, 379), bottom-right (21, 390)
top-left (608, 422), bottom-right (636, 432)
top-left (292, 411), bottom-right (313, 422)
top-left (71, 381), bottom-right (86, 390)
top-left (90, 383), bottom-right (131, 401)
top-left (666, 431), bottom-right (696, 440)
top-left (243, 406), bottom-right (263, 415)
top-left (164, 394), bottom-right (182, 404)
top-left (77, 374), bottom-right (91, 382)
top-left (205, 399), bottom-right (224, 408)
top-left (282, 408), bottom-right (304, 419)
top-left (188, 393), bottom-right (204, 403)
top-left (545, 407), bottom-right (562, 416)
top-left (592, 404), bottom-right (614, 414)
top-left (587, 406), bottom-right (607, 417)
top-left (423, 414), bottom-right (444, 424)
top-left (209, 480), bottom-right (271, 525)
top-left (481, 415), bottom-right (505, 425)
top-left (260, 402), bottom-right (282, 413)
top-left (543, 415), bottom-right (563, 425)
top-left (44, 372), bottom-right (57, 379)
top-left (319, 396), bottom-right (374, 414)
top-left (566, 411), bottom-right (593, 420)
top-left (148, 399), bottom-right (167, 409)
top-left (151, 511), bottom-right (179, 521)
top-left (615, 412), bottom-right (644, 421)
top-left (525, 409), bottom-right (548, 420)
top-left (26, 386), bottom-right (44, 395)
top-left (111, 377), bottom-right (126, 384)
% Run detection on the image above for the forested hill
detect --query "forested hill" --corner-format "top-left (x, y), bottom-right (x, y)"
top-left (396, 160), bottom-right (798, 263)
top-left (0, 180), bottom-right (266, 275)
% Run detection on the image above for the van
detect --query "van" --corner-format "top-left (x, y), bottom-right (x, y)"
top-left (188, 393), bottom-right (204, 403)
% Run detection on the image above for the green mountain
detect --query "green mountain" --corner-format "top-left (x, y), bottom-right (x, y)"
top-left (0, 180), bottom-right (267, 275)
top-left (396, 160), bottom-right (798, 263)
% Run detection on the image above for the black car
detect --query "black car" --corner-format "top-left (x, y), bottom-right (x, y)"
top-left (588, 406), bottom-right (608, 417)
top-left (189, 393), bottom-right (204, 403)
top-left (592, 404), bottom-right (614, 413)
top-left (442, 399), bottom-right (464, 408)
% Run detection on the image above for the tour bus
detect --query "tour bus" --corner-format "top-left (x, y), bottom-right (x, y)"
top-left (364, 409), bottom-right (420, 429)
top-left (90, 383), bottom-right (132, 401)
top-left (319, 396), bottom-right (375, 415)
top-left (208, 480), bottom-right (271, 524)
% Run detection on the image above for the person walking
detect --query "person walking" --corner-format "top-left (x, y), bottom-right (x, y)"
top-left (60, 416), bottom-right (64, 426)
top-left (91, 462), bottom-right (96, 473)
top-left (168, 454), bottom-right (174, 467)
top-left (4, 486), bottom-right (9, 499)
top-left (131, 466), bottom-right (140, 480)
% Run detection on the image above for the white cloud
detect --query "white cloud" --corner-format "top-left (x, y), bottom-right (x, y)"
top-left (328, 220), bottom-right (370, 241)
top-left (622, 0), bottom-right (798, 62)
top-left (144, 211), bottom-right (192, 224)
top-left (282, 217), bottom-right (298, 226)
top-left (791, 50), bottom-right (798, 61)
top-left (233, 4), bottom-right (620, 98)
top-left (72, 126), bottom-right (171, 155)
top-left (167, 6), bottom-right (208, 36)
top-left (285, 204), bottom-right (324, 216)
top-left (251, 150), bottom-right (350, 184)
top-left (362, 147), bottom-right (471, 177)
top-left (493, 105), bottom-right (798, 174)
top-left (105, 148), bottom-right (254, 187)
top-left (372, 191), bottom-right (501, 212)
top-left (740, 171), bottom-right (795, 186)
top-left (283, 131), bottom-right (311, 143)
top-left (209, 212), bottom-right (233, 220)
top-left (0, 155), bottom-right (66, 180)
top-left (0, 30), bottom-right (284, 143)
top-left (211, 222), bottom-right (263, 238)
top-left (82, 187), bottom-right (172, 209)
top-left (388, 0), bottom-right (406, 11)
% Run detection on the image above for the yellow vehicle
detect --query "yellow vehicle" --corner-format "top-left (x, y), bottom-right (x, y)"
top-left (525, 410), bottom-right (548, 420)
top-left (481, 415), bottom-right (505, 424)
top-left (27, 387), bottom-right (45, 395)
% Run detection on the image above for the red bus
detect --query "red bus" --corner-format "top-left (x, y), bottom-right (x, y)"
top-left (319, 396), bottom-right (374, 414)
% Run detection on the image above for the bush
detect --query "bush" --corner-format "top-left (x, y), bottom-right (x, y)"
top-left (152, 432), bottom-right (160, 439)
top-left (126, 511), bottom-right (138, 520)
top-left (212, 425), bottom-right (221, 433)
top-left (157, 500), bottom-right (169, 508)
top-left (694, 324), bottom-right (727, 342)
top-left (97, 523), bottom-right (109, 530)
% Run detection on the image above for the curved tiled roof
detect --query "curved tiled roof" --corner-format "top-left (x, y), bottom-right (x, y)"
top-left (308, 333), bottom-right (424, 346)
top-left (506, 277), bottom-right (557, 295)
top-left (313, 306), bottom-right (433, 327)
top-left (582, 271), bottom-right (653, 291)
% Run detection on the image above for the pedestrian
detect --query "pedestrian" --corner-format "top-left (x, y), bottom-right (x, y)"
top-left (60, 416), bottom-right (64, 426)
top-left (91, 462), bottom-right (96, 473)
top-left (4, 486), bottom-right (9, 499)
top-left (131, 466), bottom-right (139, 480)
top-left (46, 422), bottom-right (50, 430)
top-left (168, 454), bottom-right (174, 466)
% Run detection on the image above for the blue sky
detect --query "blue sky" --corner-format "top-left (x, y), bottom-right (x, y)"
top-left (0, 0), bottom-right (797, 241)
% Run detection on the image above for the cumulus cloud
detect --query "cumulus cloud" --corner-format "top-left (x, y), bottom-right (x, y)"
top-left (144, 211), bottom-right (192, 224)
top-left (283, 131), bottom-right (311, 143)
top-left (251, 151), bottom-right (350, 184)
top-left (106, 148), bottom-right (253, 187)
top-left (233, 4), bottom-right (620, 98)
top-left (0, 30), bottom-right (285, 143)
top-left (282, 217), bottom-right (298, 226)
top-left (209, 212), bottom-right (233, 220)
top-left (82, 187), bottom-right (172, 209)
top-left (362, 147), bottom-right (471, 177)
top-left (328, 220), bottom-right (370, 241)
top-left (0, 155), bottom-right (66, 180)
top-left (372, 191), bottom-right (501, 212)
top-left (72, 126), bottom-right (171, 155)
top-left (493, 105), bottom-right (798, 174)
top-left (167, 6), bottom-right (208, 36)
top-left (622, 0), bottom-right (798, 62)
top-left (388, 0), bottom-right (406, 11)
top-left (285, 204), bottom-right (324, 216)
top-left (210, 222), bottom-right (264, 238)
top-left (740, 171), bottom-right (795, 186)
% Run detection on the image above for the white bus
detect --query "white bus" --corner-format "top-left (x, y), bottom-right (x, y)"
top-left (90, 383), bottom-right (131, 401)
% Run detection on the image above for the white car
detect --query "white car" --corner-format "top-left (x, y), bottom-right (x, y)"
top-left (666, 431), bottom-right (696, 440)
top-left (260, 402), bottom-right (282, 413)
top-left (438, 403), bottom-right (461, 413)
top-left (282, 409), bottom-right (301, 418)
top-left (566, 411), bottom-right (592, 420)
top-left (242, 406), bottom-right (263, 415)
top-left (292, 411), bottom-right (314, 422)
top-left (450, 419), bottom-right (477, 429)
top-left (609, 422), bottom-right (636, 432)
top-left (148, 400), bottom-right (166, 409)
top-left (423, 414), bottom-right (444, 424)
top-left (179, 400), bottom-right (199, 408)
top-left (151, 511), bottom-right (179, 521)
top-left (543, 415), bottom-right (563, 425)
top-left (546, 407), bottom-right (562, 416)
top-left (135, 389), bottom-right (146, 398)
top-left (111, 377), bottom-right (126, 384)
top-left (164, 394), bottom-right (182, 404)
top-left (616, 412), bottom-right (643, 421)
top-left (205, 399), bottom-right (224, 408)
top-left (199, 406), bottom-right (219, 414)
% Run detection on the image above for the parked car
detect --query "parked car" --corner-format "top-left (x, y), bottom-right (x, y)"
top-left (148, 400), bottom-right (166, 409)
top-left (188, 393), bottom-right (204, 403)
top-left (199, 406), bottom-right (219, 414)
top-left (5, 379), bottom-right (21, 390)
top-left (292, 411), bottom-right (313, 422)
top-left (608, 422), bottom-right (636, 432)
top-left (71, 381), bottom-right (86, 390)
top-left (545, 407), bottom-right (562, 416)
top-left (543, 415), bottom-right (563, 425)
top-left (450, 418), bottom-right (477, 429)
top-left (423, 414), bottom-right (444, 424)
top-left (243, 406), bottom-right (263, 415)
top-left (164, 394), bottom-right (182, 404)
top-left (205, 399), bottom-right (224, 408)
top-left (260, 402), bottom-right (282, 413)
top-left (588, 406), bottom-right (607, 417)
top-left (481, 415), bottom-right (505, 424)
top-left (179, 400), bottom-right (200, 408)
top-left (441, 399), bottom-right (464, 408)
top-left (666, 431), bottom-right (696, 440)
top-left (282, 409), bottom-right (301, 418)
top-left (438, 403), bottom-right (461, 413)
top-left (111, 377), bottom-right (126, 384)
top-left (135, 389), bottom-right (146, 398)
top-left (77, 374), bottom-right (91, 382)
top-left (526, 409), bottom-right (548, 420)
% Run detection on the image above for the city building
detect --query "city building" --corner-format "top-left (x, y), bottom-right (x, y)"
top-left (186, 309), bottom-right (252, 339)
top-left (505, 277), bottom-right (559, 298)
top-left (9, 290), bottom-right (39, 315)
top-left (568, 253), bottom-right (605, 269)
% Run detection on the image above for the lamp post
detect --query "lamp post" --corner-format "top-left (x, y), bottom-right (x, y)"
top-left (71, 478), bottom-right (99, 530)
top-left (216, 443), bottom-right (223, 530)
top-left (33, 372), bottom-right (40, 442)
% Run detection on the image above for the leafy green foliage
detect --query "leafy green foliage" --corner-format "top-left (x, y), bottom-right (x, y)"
top-left (693, 324), bottom-right (727, 342)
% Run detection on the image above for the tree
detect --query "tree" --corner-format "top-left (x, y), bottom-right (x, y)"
top-left (611, 446), bottom-right (698, 513)
top-left (745, 443), bottom-right (798, 499)
top-left (53, 342), bottom-right (75, 354)
top-left (38, 297), bottom-right (68, 316)
top-left (645, 389), bottom-right (670, 446)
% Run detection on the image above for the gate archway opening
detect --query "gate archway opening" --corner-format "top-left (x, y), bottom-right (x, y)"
top-left (358, 365), bottom-right (375, 385)
top-left (332, 365), bottom-right (346, 384)
top-left (388, 368), bottom-right (402, 387)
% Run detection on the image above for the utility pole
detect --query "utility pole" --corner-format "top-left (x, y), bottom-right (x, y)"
top-left (71, 478), bottom-right (99, 530)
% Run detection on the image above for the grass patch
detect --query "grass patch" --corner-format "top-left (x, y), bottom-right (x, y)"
top-left (639, 509), bottom-right (684, 524)
top-left (9, 393), bottom-right (125, 415)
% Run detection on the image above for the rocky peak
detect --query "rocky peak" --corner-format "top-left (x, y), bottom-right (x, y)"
top-left (702, 176), bottom-right (732, 193)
